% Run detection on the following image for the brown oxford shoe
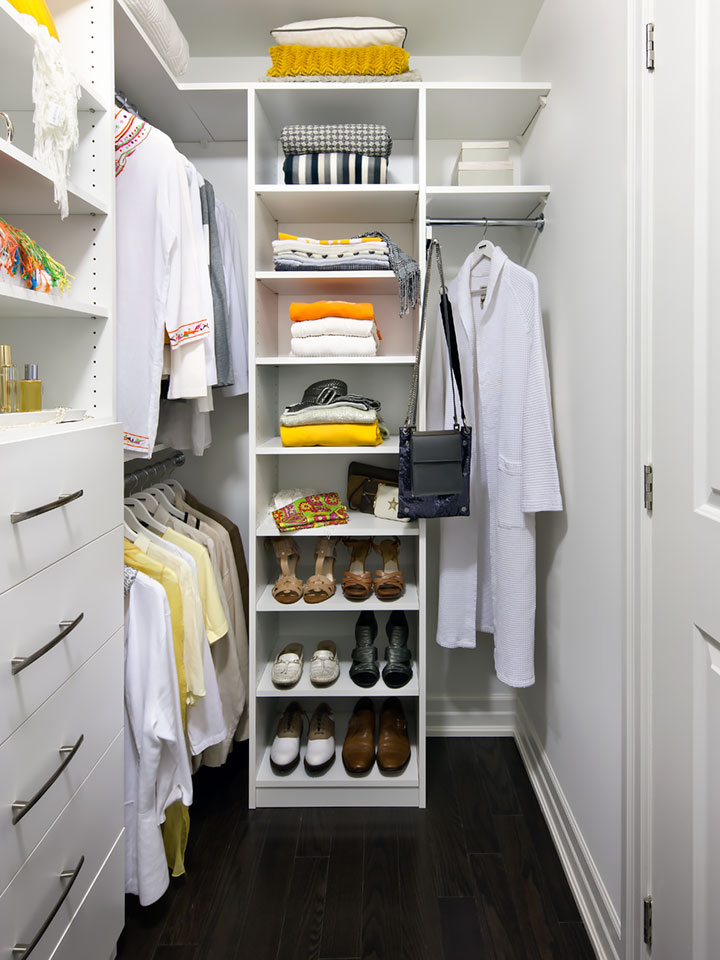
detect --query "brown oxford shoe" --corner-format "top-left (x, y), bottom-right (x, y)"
top-left (342, 697), bottom-right (376, 773)
top-left (377, 697), bottom-right (411, 773)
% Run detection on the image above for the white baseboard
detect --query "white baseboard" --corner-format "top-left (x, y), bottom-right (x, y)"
top-left (514, 701), bottom-right (622, 960)
top-left (427, 693), bottom-right (516, 736)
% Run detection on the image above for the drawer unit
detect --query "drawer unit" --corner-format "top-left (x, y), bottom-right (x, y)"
top-left (0, 733), bottom-right (123, 960)
top-left (0, 422), bottom-right (122, 594)
top-left (46, 834), bottom-right (124, 960)
top-left (0, 528), bottom-right (123, 745)
top-left (0, 630), bottom-right (123, 895)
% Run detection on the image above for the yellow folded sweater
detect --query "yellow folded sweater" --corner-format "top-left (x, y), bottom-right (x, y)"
top-left (268, 44), bottom-right (410, 78)
top-left (280, 422), bottom-right (384, 447)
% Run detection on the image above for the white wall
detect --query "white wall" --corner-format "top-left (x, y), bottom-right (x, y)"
top-left (519, 0), bottom-right (628, 918)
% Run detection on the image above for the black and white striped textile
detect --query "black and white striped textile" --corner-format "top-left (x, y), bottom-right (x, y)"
top-left (283, 152), bottom-right (388, 184)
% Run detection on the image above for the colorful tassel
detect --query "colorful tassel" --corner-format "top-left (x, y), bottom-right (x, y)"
top-left (0, 218), bottom-right (72, 293)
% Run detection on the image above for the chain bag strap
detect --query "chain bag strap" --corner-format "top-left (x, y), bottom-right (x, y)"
top-left (398, 239), bottom-right (472, 519)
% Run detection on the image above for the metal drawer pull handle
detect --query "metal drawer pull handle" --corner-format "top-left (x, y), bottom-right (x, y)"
top-left (11, 735), bottom-right (84, 825)
top-left (12, 856), bottom-right (85, 959)
top-left (10, 489), bottom-right (84, 525)
top-left (11, 613), bottom-right (84, 676)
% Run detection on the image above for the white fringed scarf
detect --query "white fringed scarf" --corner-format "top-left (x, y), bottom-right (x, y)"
top-left (28, 22), bottom-right (80, 219)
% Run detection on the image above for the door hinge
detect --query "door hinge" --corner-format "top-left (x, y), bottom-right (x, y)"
top-left (646, 22), bottom-right (655, 70)
top-left (643, 896), bottom-right (653, 948)
top-left (644, 464), bottom-right (654, 511)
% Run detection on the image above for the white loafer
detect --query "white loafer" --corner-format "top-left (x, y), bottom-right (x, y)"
top-left (271, 642), bottom-right (304, 687)
top-left (270, 702), bottom-right (303, 771)
top-left (309, 640), bottom-right (339, 687)
top-left (305, 703), bottom-right (335, 773)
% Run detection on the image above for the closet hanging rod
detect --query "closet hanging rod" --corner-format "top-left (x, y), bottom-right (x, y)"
top-left (115, 90), bottom-right (145, 120)
top-left (124, 451), bottom-right (185, 494)
top-left (426, 213), bottom-right (545, 232)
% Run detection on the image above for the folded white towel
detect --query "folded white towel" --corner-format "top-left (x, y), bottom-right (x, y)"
top-left (272, 239), bottom-right (389, 258)
top-left (290, 335), bottom-right (377, 357)
top-left (291, 317), bottom-right (375, 338)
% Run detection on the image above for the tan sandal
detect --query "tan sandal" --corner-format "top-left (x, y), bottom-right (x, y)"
top-left (303, 537), bottom-right (337, 604)
top-left (341, 538), bottom-right (373, 601)
top-left (373, 537), bottom-right (405, 601)
top-left (269, 537), bottom-right (303, 604)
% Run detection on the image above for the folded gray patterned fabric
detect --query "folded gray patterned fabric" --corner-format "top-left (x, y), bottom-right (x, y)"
top-left (281, 123), bottom-right (393, 158)
top-left (283, 153), bottom-right (388, 184)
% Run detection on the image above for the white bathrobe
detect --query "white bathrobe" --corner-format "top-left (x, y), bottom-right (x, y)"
top-left (428, 245), bottom-right (562, 687)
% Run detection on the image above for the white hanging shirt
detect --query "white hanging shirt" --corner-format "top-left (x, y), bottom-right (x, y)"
top-left (428, 245), bottom-right (562, 687)
top-left (124, 570), bottom-right (193, 905)
top-left (115, 109), bottom-right (210, 458)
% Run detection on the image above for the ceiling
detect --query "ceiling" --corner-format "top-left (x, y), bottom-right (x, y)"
top-left (165, 0), bottom-right (544, 58)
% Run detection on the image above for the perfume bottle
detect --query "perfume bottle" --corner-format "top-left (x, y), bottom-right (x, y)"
top-left (19, 363), bottom-right (42, 412)
top-left (0, 344), bottom-right (18, 413)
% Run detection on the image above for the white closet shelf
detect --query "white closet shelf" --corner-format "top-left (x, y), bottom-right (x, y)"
top-left (0, 139), bottom-right (109, 216)
top-left (0, 284), bottom-right (108, 320)
top-left (256, 355), bottom-right (416, 366)
top-left (425, 82), bottom-right (551, 140)
top-left (255, 186), bottom-right (420, 223)
top-left (256, 512), bottom-right (419, 537)
top-left (255, 741), bottom-right (419, 790)
top-left (257, 583), bottom-right (419, 612)
top-left (255, 271), bottom-right (402, 295)
top-left (0, 0), bottom-right (105, 114)
top-left (114, 0), bottom-right (248, 142)
top-left (425, 186), bottom-right (550, 220)
top-left (257, 436), bottom-right (400, 455)
top-left (0, 415), bottom-right (114, 445)
top-left (257, 661), bottom-right (419, 699)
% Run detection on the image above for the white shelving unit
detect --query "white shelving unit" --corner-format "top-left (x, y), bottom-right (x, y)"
top-left (111, 4), bottom-right (551, 810)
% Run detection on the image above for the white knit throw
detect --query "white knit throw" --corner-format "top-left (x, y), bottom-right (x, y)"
top-left (28, 22), bottom-right (80, 219)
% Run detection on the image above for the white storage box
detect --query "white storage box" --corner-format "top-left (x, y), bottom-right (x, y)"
top-left (457, 161), bottom-right (514, 186)
top-left (460, 140), bottom-right (511, 162)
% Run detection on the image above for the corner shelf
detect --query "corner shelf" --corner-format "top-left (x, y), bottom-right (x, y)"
top-left (0, 140), bottom-right (109, 216)
top-left (0, 284), bottom-right (108, 320)
top-left (425, 82), bottom-right (551, 140)
top-left (425, 186), bottom-right (550, 220)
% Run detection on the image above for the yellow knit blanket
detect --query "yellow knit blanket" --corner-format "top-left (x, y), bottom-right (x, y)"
top-left (268, 44), bottom-right (410, 77)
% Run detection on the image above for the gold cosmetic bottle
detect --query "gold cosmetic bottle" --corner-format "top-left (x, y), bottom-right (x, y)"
top-left (0, 344), bottom-right (18, 413)
top-left (19, 363), bottom-right (42, 412)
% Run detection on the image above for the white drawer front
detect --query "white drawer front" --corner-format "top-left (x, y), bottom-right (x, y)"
top-left (0, 528), bottom-right (123, 744)
top-left (0, 630), bottom-right (123, 895)
top-left (0, 733), bottom-right (123, 960)
top-left (0, 423), bottom-right (122, 593)
top-left (47, 834), bottom-right (124, 960)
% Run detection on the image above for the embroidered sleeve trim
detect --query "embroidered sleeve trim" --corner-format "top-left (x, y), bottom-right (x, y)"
top-left (124, 431), bottom-right (150, 453)
top-left (167, 319), bottom-right (210, 348)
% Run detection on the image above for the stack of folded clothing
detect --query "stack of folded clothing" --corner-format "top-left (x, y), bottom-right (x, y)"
top-left (266, 17), bottom-right (420, 83)
top-left (289, 301), bottom-right (379, 358)
top-left (272, 233), bottom-right (391, 272)
top-left (280, 378), bottom-right (388, 447)
top-left (280, 123), bottom-right (392, 185)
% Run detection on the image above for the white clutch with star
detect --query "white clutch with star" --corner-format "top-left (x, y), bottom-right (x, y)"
top-left (374, 482), bottom-right (410, 523)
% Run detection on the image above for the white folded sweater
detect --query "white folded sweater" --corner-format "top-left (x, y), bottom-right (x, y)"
top-left (290, 334), bottom-right (377, 357)
top-left (291, 316), bottom-right (375, 338)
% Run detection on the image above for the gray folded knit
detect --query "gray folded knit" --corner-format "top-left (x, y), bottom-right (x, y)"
top-left (281, 123), bottom-right (393, 158)
top-left (353, 230), bottom-right (419, 315)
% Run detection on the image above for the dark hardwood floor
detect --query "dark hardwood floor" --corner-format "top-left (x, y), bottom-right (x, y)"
top-left (116, 738), bottom-right (597, 960)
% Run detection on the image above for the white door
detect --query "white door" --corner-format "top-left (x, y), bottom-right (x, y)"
top-left (650, 0), bottom-right (720, 957)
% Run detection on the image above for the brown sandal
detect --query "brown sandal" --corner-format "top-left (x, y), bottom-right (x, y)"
top-left (341, 538), bottom-right (373, 601)
top-left (303, 537), bottom-right (337, 604)
top-left (269, 537), bottom-right (303, 604)
top-left (373, 537), bottom-right (405, 601)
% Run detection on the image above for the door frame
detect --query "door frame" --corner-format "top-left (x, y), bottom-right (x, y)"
top-left (626, 0), bottom-right (654, 958)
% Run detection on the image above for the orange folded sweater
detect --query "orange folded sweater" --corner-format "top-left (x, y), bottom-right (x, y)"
top-left (289, 301), bottom-right (375, 322)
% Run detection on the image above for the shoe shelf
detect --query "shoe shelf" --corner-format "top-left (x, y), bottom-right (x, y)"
top-left (256, 741), bottom-right (419, 789)
top-left (257, 657), bottom-right (420, 700)
top-left (256, 583), bottom-right (420, 613)
top-left (255, 512), bottom-right (419, 537)
top-left (256, 436), bottom-right (401, 456)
